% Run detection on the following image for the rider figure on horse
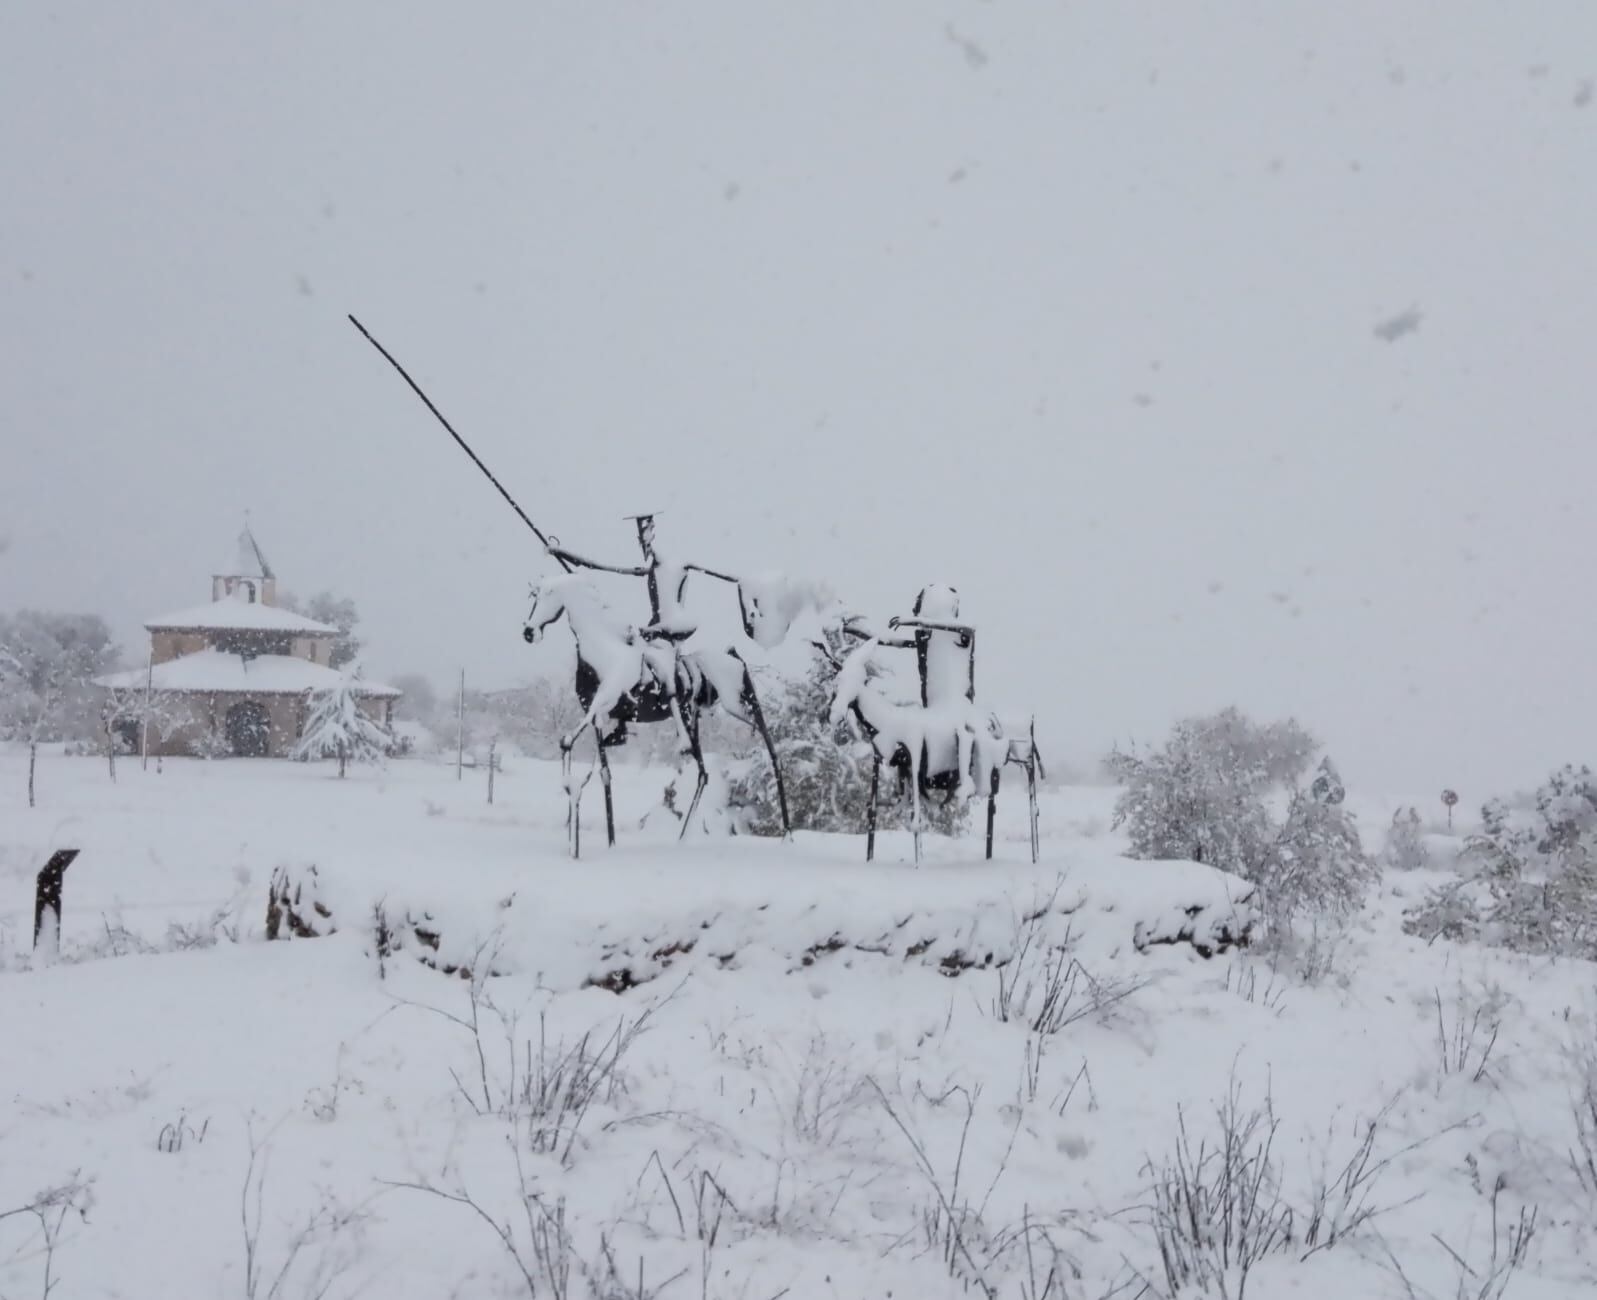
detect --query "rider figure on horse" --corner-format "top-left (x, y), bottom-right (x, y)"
top-left (546, 513), bottom-right (740, 719)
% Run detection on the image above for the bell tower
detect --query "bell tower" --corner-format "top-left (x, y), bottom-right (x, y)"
top-left (211, 518), bottom-right (277, 605)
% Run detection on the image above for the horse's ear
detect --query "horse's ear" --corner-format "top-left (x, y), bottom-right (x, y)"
top-left (737, 585), bottom-right (757, 641)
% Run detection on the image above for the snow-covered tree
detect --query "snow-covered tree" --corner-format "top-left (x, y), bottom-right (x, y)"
top-left (1383, 806), bottom-right (1432, 872)
top-left (724, 637), bottom-right (968, 838)
top-left (101, 686), bottom-right (191, 759)
top-left (1108, 710), bottom-right (1372, 926)
top-left (0, 611), bottom-right (121, 805)
top-left (1105, 707), bottom-right (1306, 873)
top-left (293, 677), bottom-right (389, 776)
top-left (279, 591), bottom-right (362, 668)
top-left (389, 673), bottom-right (439, 725)
top-left (1266, 759), bottom-right (1376, 923)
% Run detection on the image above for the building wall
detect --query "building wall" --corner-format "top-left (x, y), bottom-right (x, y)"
top-left (150, 630), bottom-right (336, 666)
top-left (292, 635), bottom-right (335, 666)
top-left (265, 694), bottom-right (305, 755)
top-left (151, 631), bottom-right (209, 664)
top-left (145, 690), bottom-right (391, 758)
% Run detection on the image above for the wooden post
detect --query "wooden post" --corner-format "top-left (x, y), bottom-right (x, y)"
top-left (141, 652), bottom-right (153, 770)
top-left (34, 849), bottom-right (80, 962)
top-left (456, 668), bottom-right (465, 780)
top-left (487, 737), bottom-right (497, 805)
top-left (27, 740), bottom-right (37, 808)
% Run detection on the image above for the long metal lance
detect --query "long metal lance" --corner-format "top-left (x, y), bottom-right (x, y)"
top-left (348, 314), bottom-right (572, 573)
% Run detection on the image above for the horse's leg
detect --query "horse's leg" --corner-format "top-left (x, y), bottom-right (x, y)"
top-left (866, 751), bottom-right (880, 862)
top-left (737, 660), bottom-right (792, 839)
top-left (598, 735), bottom-right (617, 848)
top-left (677, 716), bottom-right (710, 842)
top-left (562, 723), bottom-right (597, 859)
top-left (562, 743), bottom-right (582, 859)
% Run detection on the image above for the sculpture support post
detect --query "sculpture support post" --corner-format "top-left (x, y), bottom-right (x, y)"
top-left (1027, 759), bottom-right (1040, 864)
top-left (34, 849), bottom-right (80, 963)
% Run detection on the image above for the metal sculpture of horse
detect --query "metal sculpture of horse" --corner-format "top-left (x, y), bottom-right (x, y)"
top-left (523, 574), bottom-right (791, 856)
top-left (826, 584), bottom-right (1043, 864)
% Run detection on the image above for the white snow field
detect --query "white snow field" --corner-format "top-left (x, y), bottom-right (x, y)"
top-left (2, 751), bottom-right (1593, 1299)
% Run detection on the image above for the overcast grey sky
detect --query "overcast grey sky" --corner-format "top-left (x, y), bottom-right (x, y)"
top-left (4, 2), bottom-right (1595, 799)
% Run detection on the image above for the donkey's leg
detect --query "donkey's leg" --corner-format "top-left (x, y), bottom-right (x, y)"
top-left (985, 766), bottom-right (1000, 861)
top-left (737, 661), bottom-right (793, 839)
top-left (956, 726), bottom-right (978, 802)
top-left (911, 743), bottom-right (926, 867)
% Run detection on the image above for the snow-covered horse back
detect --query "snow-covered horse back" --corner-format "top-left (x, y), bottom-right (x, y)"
top-left (734, 572), bottom-right (850, 650)
top-left (523, 573), bottom-right (790, 856)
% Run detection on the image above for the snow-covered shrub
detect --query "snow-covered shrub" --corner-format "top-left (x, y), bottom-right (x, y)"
top-left (1108, 711), bottom-right (1373, 929)
top-left (1401, 878), bottom-right (1487, 945)
top-left (293, 678), bottom-right (389, 777)
top-left (724, 642), bottom-right (967, 838)
top-left (265, 865), bottom-right (335, 939)
top-left (1425, 766), bottom-right (1597, 960)
top-left (1432, 981), bottom-right (1502, 1085)
top-left (1384, 806), bottom-right (1433, 871)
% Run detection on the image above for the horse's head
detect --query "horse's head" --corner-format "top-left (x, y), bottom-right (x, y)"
top-left (522, 578), bottom-right (570, 645)
top-left (523, 573), bottom-right (631, 651)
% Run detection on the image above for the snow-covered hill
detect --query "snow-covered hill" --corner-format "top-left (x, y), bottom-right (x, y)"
top-left (2, 752), bottom-right (1592, 1298)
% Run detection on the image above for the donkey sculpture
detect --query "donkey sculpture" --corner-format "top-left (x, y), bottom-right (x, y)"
top-left (523, 573), bottom-right (790, 856)
top-left (826, 584), bottom-right (1043, 864)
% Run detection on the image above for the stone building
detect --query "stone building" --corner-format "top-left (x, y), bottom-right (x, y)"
top-left (98, 527), bottom-right (399, 757)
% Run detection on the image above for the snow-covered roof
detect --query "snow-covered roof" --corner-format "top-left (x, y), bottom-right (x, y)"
top-left (97, 651), bottom-right (400, 698)
top-left (218, 522), bottom-right (274, 581)
top-left (144, 592), bottom-right (338, 635)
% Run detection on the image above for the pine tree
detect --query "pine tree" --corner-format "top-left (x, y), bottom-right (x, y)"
top-left (293, 677), bottom-right (388, 777)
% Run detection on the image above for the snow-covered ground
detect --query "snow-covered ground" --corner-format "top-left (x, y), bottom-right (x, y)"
top-left (2, 752), bottom-right (1592, 1298)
